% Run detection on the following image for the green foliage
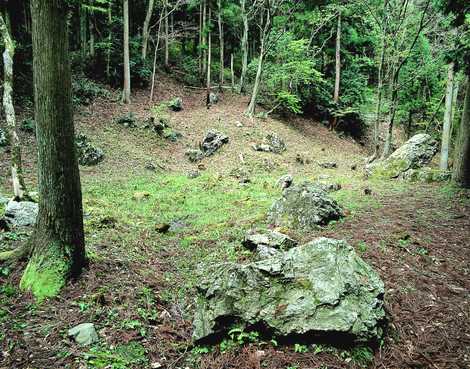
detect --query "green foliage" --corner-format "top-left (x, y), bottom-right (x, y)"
top-left (85, 342), bottom-right (148, 369)
top-left (72, 76), bottom-right (110, 106)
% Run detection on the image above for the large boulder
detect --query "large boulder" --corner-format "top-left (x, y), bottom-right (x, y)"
top-left (268, 182), bottom-right (343, 229)
top-left (366, 134), bottom-right (438, 179)
top-left (193, 237), bottom-right (385, 344)
top-left (4, 200), bottom-right (38, 227)
top-left (76, 134), bottom-right (104, 166)
top-left (402, 168), bottom-right (451, 183)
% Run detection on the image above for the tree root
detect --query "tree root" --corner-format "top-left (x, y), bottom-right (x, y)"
top-left (0, 244), bottom-right (29, 262)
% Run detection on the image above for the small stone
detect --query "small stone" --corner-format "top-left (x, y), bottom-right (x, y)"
top-left (186, 149), bottom-right (205, 163)
top-left (169, 220), bottom-right (187, 232)
top-left (364, 188), bottom-right (372, 195)
top-left (296, 153), bottom-right (311, 165)
top-left (168, 97), bottom-right (183, 112)
top-left (277, 174), bottom-right (293, 189)
top-left (209, 92), bottom-right (219, 105)
top-left (133, 192), bottom-right (150, 201)
top-left (187, 170), bottom-right (200, 179)
top-left (239, 177), bottom-right (251, 184)
top-left (145, 163), bottom-right (157, 172)
top-left (319, 162), bottom-right (337, 169)
top-left (252, 143), bottom-right (272, 152)
top-left (68, 323), bottom-right (98, 346)
top-left (242, 230), bottom-right (298, 251)
top-left (155, 223), bottom-right (171, 233)
top-left (351, 164), bottom-right (357, 171)
top-left (236, 121), bottom-right (243, 127)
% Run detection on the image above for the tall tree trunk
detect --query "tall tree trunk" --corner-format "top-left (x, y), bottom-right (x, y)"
top-left (106, 1), bottom-right (112, 79)
top-left (0, 14), bottom-right (28, 200)
top-left (330, 11), bottom-right (341, 130)
top-left (452, 77), bottom-right (470, 187)
top-left (142, 0), bottom-right (155, 59)
top-left (246, 37), bottom-right (265, 116)
top-left (239, 0), bottom-right (248, 94)
top-left (149, 13), bottom-right (163, 102)
top-left (79, 1), bottom-right (87, 60)
top-left (440, 62), bottom-right (455, 170)
top-left (372, 1), bottom-right (388, 159)
top-left (164, 0), bottom-right (169, 67)
top-left (22, 0), bottom-right (86, 301)
top-left (333, 12), bottom-right (341, 104)
top-left (230, 53), bottom-right (235, 90)
top-left (198, 0), bottom-right (203, 75)
top-left (206, 7), bottom-right (212, 106)
top-left (122, 0), bottom-right (131, 104)
top-left (450, 80), bottom-right (460, 140)
top-left (202, 0), bottom-right (207, 78)
top-left (217, 0), bottom-right (224, 87)
top-left (89, 13), bottom-right (95, 58)
top-left (381, 74), bottom-right (398, 159)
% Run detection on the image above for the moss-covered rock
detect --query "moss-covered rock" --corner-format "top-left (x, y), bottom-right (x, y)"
top-left (402, 168), bottom-right (451, 183)
top-left (366, 134), bottom-right (438, 179)
top-left (268, 181), bottom-right (343, 230)
top-left (76, 134), bottom-right (104, 166)
top-left (193, 237), bottom-right (385, 344)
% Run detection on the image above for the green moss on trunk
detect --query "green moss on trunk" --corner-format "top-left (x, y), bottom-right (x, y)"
top-left (20, 240), bottom-right (70, 302)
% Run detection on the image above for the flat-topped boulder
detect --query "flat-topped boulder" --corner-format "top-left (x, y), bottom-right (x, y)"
top-left (193, 237), bottom-right (385, 344)
top-left (268, 182), bottom-right (343, 229)
top-left (366, 134), bottom-right (438, 179)
top-left (242, 230), bottom-right (298, 251)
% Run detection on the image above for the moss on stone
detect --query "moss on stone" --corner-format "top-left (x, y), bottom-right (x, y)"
top-left (20, 241), bottom-right (70, 302)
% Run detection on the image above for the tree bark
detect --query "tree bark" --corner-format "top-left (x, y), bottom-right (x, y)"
top-left (142, 0), bottom-right (155, 59)
top-left (440, 62), bottom-right (455, 170)
top-left (230, 53), bottom-right (235, 89)
top-left (239, 0), bottom-right (248, 94)
top-left (246, 36), bottom-right (265, 116)
top-left (372, 1), bottom-right (388, 159)
top-left (333, 12), bottom-right (341, 104)
top-left (0, 14), bottom-right (29, 200)
top-left (24, 0), bottom-right (86, 301)
top-left (452, 77), bottom-right (470, 187)
top-left (122, 0), bottom-right (131, 103)
top-left (89, 12), bottom-right (95, 58)
top-left (206, 7), bottom-right (212, 106)
top-left (164, 0), bottom-right (169, 67)
top-left (149, 12), bottom-right (163, 102)
top-left (381, 72), bottom-right (398, 159)
top-left (79, 1), bottom-right (87, 60)
top-left (202, 0), bottom-right (207, 77)
top-left (217, 0), bottom-right (224, 87)
top-left (106, 1), bottom-right (112, 79)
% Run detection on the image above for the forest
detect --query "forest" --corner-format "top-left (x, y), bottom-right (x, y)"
top-left (0, 0), bottom-right (469, 368)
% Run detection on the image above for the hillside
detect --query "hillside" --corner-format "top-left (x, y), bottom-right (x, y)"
top-left (0, 79), bottom-right (469, 369)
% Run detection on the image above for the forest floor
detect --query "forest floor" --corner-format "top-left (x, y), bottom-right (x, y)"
top-left (0, 76), bottom-right (469, 369)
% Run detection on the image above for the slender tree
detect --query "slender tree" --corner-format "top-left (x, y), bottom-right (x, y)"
top-left (122, 0), bottom-right (131, 103)
top-left (142, 0), bottom-right (156, 59)
top-left (217, 0), bottom-right (224, 87)
top-left (18, 0), bottom-right (86, 301)
top-left (440, 62), bottom-right (455, 170)
top-left (453, 78), bottom-right (470, 187)
top-left (0, 13), bottom-right (29, 201)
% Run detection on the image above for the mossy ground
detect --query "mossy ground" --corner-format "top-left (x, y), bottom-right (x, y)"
top-left (0, 79), bottom-right (469, 368)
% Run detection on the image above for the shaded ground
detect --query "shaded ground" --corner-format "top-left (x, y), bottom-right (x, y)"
top-left (1, 77), bottom-right (469, 369)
